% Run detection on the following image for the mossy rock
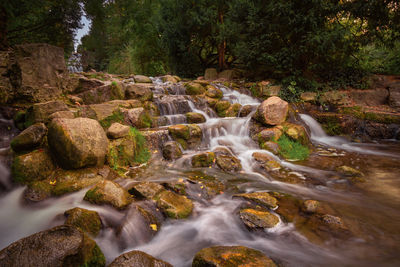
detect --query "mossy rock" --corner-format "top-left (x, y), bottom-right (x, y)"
top-left (155, 190), bottom-right (193, 219)
top-left (215, 154), bottom-right (242, 172)
top-left (205, 85), bottom-right (223, 99)
top-left (84, 180), bottom-right (133, 210)
top-left (252, 152), bottom-right (281, 171)
top-left (258, 127), bottom-right (283, 144)
top-left (162, 141), bottom-right (183, 160)
top-left (186, 112), bottom-right (206, 124)
top-left (225, 103), bottom-right (242, 117)
top-left (192, 152), bottom-right (215, 167)
top-left (11, 123), bottom-right (47, 152)
top-left (192, 246), bottom-right (276, 267)
top-left (234, 191), bottom-right (278, 209)
top-left (185, 82), bottom-right (206, 95)
top-left (239, 208), bottom-right (280, 229)
top-left (168, 124), bottom-right (190, 140)
top-left (168, 124), bottom-right (202, 149)
top-left (337, 165), bottom-right (364, 177)
top-left (12, 149), bottom-right (55, 184)
top-left (128, 182), bottom-right (165, 200)
top-left (109, 250), bottom-right (172, 267)
top-left (64, 207), bottom-right (102, 237)
top-left (279, 122), bottom-right (309, 146)
top-left (215, 101), bottom-right (231, 117)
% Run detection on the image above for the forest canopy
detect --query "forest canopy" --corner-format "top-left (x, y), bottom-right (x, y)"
top-left (2, 0), bottom-right (400, 89)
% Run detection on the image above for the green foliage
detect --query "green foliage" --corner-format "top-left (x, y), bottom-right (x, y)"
top-left (358, 42), bottom-right (400, 75)
top-left (4, 0), bottom-right (83, 55)
top-left (99, 110), bottom-right (124, 129)
top-left (277, 135), bottom-right (309, 161)
top-left (129, 127), bottom-right (151, 163)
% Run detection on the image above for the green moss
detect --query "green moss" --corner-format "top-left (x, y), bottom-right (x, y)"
top-left (79, 239), bottom-right (106, 267)
top-left (129, 127), bottom-right (151, 163)
top-left (277, 134), bottom-right (309, 161)
top-left (99, 109), bottom-right (124, 129)
top-left (215, 101), bottom-right (231, 117)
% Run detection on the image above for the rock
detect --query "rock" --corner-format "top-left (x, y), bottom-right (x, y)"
top-left (24, 100), bottom-right (69, 126)
top-left (225, 103), bottom-right (242, 117)
top-left (155, 190), bottom-right (193, 219)
top-left (258, 127), bottom-right (282, 143)
top-left (261, 141), bottom-right (280, 154)
top-left (168, 124), bottom-right (202, 149)
top-left (142, 129), bottom-right (170, 151)
top-left (10, 123), bottom-right (47, 152)
top-left (68, 95), bottom-right (83, 104)
top-left (239, 105), bottom-right (253, 117)
top-left (109, 250), bottom-right (172, 267)
top-left (48, 118), bottom-right (108, 169)
top-left (215, 154), bottom-right (242, 172)
top-left (320, 91), bottom-right (351, 106)
top-left (337, 165), bottom-right (364, 177)
top-left (125, 84), bottom-right (153, 101)
top-left (217, 69), bottom-right (239, 81)
top-left (388, 84), bottom-right (400, 108)
top-left (301, 92), bottom-right (317, 102)
top-left (134, 75), bottom-right (152, 83)
top-left (107, 131), bottom-right (143, 170)
top-left (257, 82), bottom-right (281, 98)
top-left (192, 246), bottom-right (276, 267)
top-left (129, 182), bottom-right (165, 199)
top-left (204, 68), bottom-right (218, 80)
top-left (255, 96), bottom-right (288, 126)
top-left (84, 180), bottom-right (133, 210)
top-left (77, 83), bottom-right (125, 104)
top-left (11, 149), bottom-right (55, 184)
top-left (64, 207), bottom-right (102, 237)
top-left (107, 123), bottom-right (130, 139)
top-left (162, 141), bottom-right (183, 160)
top-left (161, 75), bottom-right (178, 83)
top-left (192, 152), bottom-right (215, 167)
top-left (239, 208), bottom-right (280, 229)
top-left (25, 167), bottom-right (106, 201)
top-left (215, 100), bottom-right (231, 117)
top-left (186, 112), bottom-right (206, 123)
top-left (0, 225), bottom-right (105, 267)
top-left (320, 214), bottom-right (346, 230)
top-left (205, 85), bottom-right (223, 98)
top-left (123, 107), bottom-right (152, 128)
top-left (73, 77), bottom-right (105, 94)
top-left (234, 191), bottom-right (278, 209)
top-left (48, 110), bottom-right (75, 120)
top-left (82, 100), bottom-right (141, 121)
top-left (280, 122), bottom-right (309, 145)
top-left (302, 200), bottom-right (320, 213)
top-left (185, 82), bottom-right (206, 95)
top-left (0, 44), bottom-right (67, 104)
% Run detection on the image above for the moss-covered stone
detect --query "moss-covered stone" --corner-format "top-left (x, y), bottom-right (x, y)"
top-left (186, 112), bottom-right (206, 123)
top-left (168, 124), bottom-right (190, 140)
top-left (11, 149), bottom-right (55, 184)
top-left (234, 191), bottom-right (278, 209)
top-left (192, 152), bottom-right (215, 167)
top-left (162, 141), bottom-right (182, 160)
top-left (10, 123), bottom-right (47, 152)
top-left (64, 207), bottom-right (102, 237)
top-left (279, 122), bottom-right (309, 146)
top-left (252, 152), bottom-right (281, 171)
top-left (239, 208), bottom-right (280, 229)
top-left (128, 182), bottom-right (165, 200)
top-left (337, 165), bottom-right (364, 177)
top-left (84, 180), bottom-right (133, 210)
top-left (185, 82), bottom-right (206, 95)
top-left (24, 101), bottom-right (69, 127)
top-left (205, 85), bottom-right (223, 99)
top-left (215, 100), bottom-right (231, 117)
top-left (225, 103), bottom-right (242, 117)
top-left (192, 246), bottom-right (276, 267)
top-left (168, 124), bottom-right (202, 149)
top-left (155, 190), bottom-right (193, 219)
top-left (258, 127), bottom-right (283, 144)
top-left (215, 154), bottom-right (242, 172)
top-left (109, 250), bottom-right (172, 267)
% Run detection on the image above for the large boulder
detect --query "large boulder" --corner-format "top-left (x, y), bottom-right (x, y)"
top-left (185, 82), bottom-right (206, 95)
top-left (215, 100), bottom-right (231, 117)
top-left (255, 96), bottom-right (288, 126)
top-left (0, 225), bottom-right (105, 267)
top-left (204, 68), bottom-right (218, 80)
top-left (109, 250), bottom-right (172, 267)
top-left (64, 207), bottom-right (102, 237)
top-left (125, 84), bottom-right (153, 101)
top-left (84, 180), bottom-right (133, 210)
top-left (10, 123), bottom-right (47, 152)
top-left (48, 118), bottom-right (108, 169)
top-left (192, 246), bottom-right (276, 267)
top-left (161, 75), bottom-right (178, 83)
top-left (77, 83), bottom-right (125, 104)
top-left (11, 149), bottom-right (55, 184)
top-left (0, 44), bottom-right (67, 104)
top-left (24, 100), bottom-right (69, 126)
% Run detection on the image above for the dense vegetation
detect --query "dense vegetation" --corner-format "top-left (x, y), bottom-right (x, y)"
top-left (2, 0), bottom-right (399, 90)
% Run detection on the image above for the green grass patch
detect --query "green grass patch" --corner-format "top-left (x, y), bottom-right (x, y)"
top-left (277, 134), bottom-right (309, 161)
top-left (129, 127), bottom-right (151, 163)
top-left (99, 109), bottom-right (124, 129)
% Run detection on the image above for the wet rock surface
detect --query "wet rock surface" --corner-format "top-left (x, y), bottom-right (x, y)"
top-left (109, 250), bottom-right (172, 267)
top-left (84, 180), bottom-right (133, 209)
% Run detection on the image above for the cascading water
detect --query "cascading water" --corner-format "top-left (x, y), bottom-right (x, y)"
top-left (0, 79), bottom-right (399, 267)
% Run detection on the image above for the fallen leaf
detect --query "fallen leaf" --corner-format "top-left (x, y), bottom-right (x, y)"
top-left (150, 224), bottom-right (157, 231)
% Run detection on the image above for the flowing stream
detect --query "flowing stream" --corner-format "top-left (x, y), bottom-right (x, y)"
top-left (0, 81), bottom-right (399, 266)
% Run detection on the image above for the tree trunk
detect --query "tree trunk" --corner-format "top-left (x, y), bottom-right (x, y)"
top-left (218, 10), bottom-right (226, 71)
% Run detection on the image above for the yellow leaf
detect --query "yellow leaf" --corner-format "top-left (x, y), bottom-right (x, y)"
top-left (150, 224), bottom-right (157, 231)
top-left (49, 180), bottom-right (56, 185)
